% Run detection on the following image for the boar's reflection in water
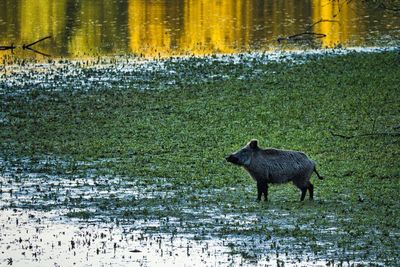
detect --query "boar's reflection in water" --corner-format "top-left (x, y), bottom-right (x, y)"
top-left (226, 139), bottom-right (324, 201)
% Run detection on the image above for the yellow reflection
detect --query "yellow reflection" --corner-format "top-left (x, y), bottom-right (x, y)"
top-left (0, 0), bottom-right (389, 59)
top-left (129, 0), bottom-right (172, 56)
top-left (127, 0), bottom-right (360, 56)
top-left (128, 0), bottom-right (253, 57)
top-left (0, 0), bottom-right (129, 58)
top-left (68, 1), bottom-right (129, 57)
top-left (5, 0), bottom-right (67, 58)
top-left (312, 0), bottom-right (352, 47)
top-left (20, 0), bottom-right (67, 42)
top-left (179, 0), bottom-right (252, 55)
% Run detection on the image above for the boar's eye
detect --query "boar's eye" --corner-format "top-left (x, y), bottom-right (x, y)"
top-left (249, 139), bottom-right (258, 149)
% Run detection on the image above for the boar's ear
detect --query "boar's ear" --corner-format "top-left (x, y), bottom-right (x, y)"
top-left (249, 139), bottom-right (258, 149)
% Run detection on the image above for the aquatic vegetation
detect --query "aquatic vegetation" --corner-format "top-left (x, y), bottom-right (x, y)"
top-left (0, 49), bottom-right (399, 265)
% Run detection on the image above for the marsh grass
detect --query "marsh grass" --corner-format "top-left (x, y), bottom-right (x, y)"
top-left (1, 50), bottom-right (399, 264)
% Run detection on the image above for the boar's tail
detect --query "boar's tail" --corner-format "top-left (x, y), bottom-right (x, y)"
top-left (314, 166), bottom-right (324, 180)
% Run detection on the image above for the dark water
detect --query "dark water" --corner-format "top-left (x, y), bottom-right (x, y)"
top-left (0, 0), bottom-right (399, 58)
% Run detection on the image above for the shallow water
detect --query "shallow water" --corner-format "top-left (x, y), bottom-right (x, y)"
top-left (0, 209), bottom-right (237, 267)
top-left (0, 47), bottom-right (396, 94)
top-left (0, 0), bottom-right (400, 59)
top-left (0, 155), bottom-right (394, 266)
top-left (2, 208), bottom-right (342, 267)
top-left (0, 157), bottom-right (305, 266)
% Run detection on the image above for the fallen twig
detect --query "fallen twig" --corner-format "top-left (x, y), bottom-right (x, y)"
top-left (329, 129), bottom-right (353, 139)
top-left (329, 129), bottom-right (400, 139)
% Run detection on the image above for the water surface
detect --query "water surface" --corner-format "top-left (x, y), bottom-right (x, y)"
top-left (0, 0), bottom-right (399, 58)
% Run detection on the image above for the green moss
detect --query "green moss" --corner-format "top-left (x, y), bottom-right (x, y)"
top-left (1, 50), bottom-right (399, 264)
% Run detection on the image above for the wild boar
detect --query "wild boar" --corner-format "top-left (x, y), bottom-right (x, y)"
top-left (226, 139), bottom-right (323, 201)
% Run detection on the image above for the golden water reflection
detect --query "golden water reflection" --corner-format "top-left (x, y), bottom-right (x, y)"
top-left (0, 0), bottom-right (399, 58)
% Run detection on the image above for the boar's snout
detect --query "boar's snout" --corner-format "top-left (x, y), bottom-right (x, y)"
top-left (226, 154), bottom-right (239, 164)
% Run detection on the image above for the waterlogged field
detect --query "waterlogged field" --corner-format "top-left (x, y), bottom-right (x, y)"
top-left (1, 49), bottom-right (400, 266)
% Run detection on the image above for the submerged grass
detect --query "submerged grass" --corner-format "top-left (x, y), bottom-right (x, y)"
top-left (1, 50), bottom-right (400, 265)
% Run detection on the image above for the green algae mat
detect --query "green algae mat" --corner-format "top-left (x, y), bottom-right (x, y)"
top-left (1, 50), bottom-right (399, 265)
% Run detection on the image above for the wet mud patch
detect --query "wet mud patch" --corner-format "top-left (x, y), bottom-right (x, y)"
top-left (1, 157), bottom-right (398, 266)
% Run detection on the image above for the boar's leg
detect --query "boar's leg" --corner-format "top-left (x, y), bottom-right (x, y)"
top-left (263, 183), bottom-right (269, 201)
top-left (300, 187), bottom-right (307, 201)
top-left (257, 181), bottom-right (268, 202)
top-left (257, 181), bottom-right (263, 201)
top-left (308, 183), bottom-right (314, 200)
top-left (299, 182), bottom-right (314, 201)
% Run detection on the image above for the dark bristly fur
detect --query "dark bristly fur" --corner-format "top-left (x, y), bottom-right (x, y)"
top-left (226, 139), bottom-right (323, 201)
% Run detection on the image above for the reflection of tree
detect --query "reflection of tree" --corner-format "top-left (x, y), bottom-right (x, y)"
top-left (0, 0), bottom-right (21, 41)
top-left (362, 0), bottom-right (400, 13)
top-left (60, 0), bottom-right (81, 55)
top-left (66, 0), bottom-right (130, 56)
top-left (0, 0), bottom-right (398, 58)
top-left (278, 0), bottom-right (374, 48)
top-left (129, 0), bottom-right (174, 56)
top-left (0, 36), bottom-right (52, 57)
top-left (127, 0), bottom-right (315, 56)
top-left (20, 0), bottom-right (66, 52)
top-left (0, 0), bottom-right (130, 57)
top-left (312, 0), bottom-right (353, 47)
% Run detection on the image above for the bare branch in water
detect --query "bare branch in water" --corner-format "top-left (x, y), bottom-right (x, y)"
top-left (305, 18), bottom-right (339, 32)
top-left (0, 45), bottom-right (16, 52)
top-left (277, 32), bottom-right (326, 43)
top-left (277, 18), bottom-right (338, 44)
top-left (23, 47), bottom-right (51, 57)
top-left (22, 36), bottom-right (52, 49)
top-left (0, 36), bottom-right (51, 57)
